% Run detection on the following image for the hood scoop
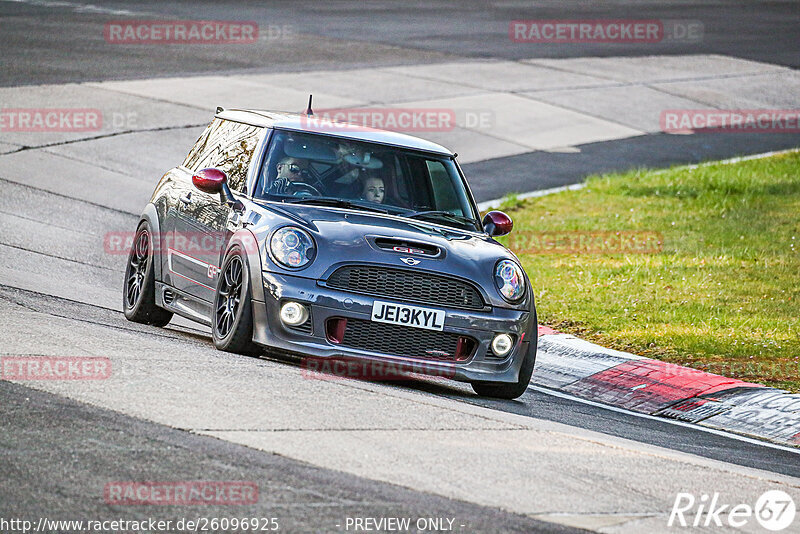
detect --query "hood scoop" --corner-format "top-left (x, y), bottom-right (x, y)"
top-left (369, 236), bottom-right (443, 258)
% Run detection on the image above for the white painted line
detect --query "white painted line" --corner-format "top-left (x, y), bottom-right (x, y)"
top-left (477, 183), bottom-right (585, 211)
top-left (477, 147), bottom-right (800, 211)
top-left (528, 385), bottom-right (800, 455)
top-left (659, 147), bottom-right (800, 173)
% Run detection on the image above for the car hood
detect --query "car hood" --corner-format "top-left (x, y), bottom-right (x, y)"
top-left (253, 202), bottom-right (529, 309)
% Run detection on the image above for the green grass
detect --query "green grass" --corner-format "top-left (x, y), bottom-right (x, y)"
top-left (495, 150), bottom-right (800, 391)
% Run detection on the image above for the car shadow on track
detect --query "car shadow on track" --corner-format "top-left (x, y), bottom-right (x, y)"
top-left (148, 320), bottom-right (521, 404)
top-left (257, 347), bottom-right (485, 400)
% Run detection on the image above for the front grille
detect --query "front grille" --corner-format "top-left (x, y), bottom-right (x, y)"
top-left (326, 265), bottom-right (484, 310)
top-left (337, 318), bottom-right (476, 361)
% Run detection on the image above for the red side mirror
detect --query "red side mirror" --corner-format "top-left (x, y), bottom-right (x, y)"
top-left (482, 210), bottom-right (513, 236)
top-left (192, 168), bottom-right (227, 194)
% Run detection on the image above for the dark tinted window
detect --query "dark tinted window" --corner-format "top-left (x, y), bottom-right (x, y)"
top-left (253, 130), bottom-right (478, 230)
top-left (183, 119), bottom-right (263, 193)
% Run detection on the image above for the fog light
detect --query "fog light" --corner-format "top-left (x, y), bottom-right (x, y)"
top-left (491, 333), bottom-right (514, 357)
top-left (280, 301), bottom-right (309, 326)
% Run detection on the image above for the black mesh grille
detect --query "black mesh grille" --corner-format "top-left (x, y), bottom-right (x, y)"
top-left (288, 317), bottom-right (312, 334)
top-left (484, 347), bottom-right (504, 359)
top-left (326, 265), bottom-right (484, 310)
top-left (337, 318), bottom-right (475, 361)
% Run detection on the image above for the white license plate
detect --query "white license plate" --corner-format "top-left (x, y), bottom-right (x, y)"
top-left (371, 300), bottom-right (445, 331)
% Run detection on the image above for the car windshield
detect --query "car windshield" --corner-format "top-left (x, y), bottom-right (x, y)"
top-left (253, 130), bottom-right (479, 231)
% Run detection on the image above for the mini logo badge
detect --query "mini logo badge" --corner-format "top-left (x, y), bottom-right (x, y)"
top-left (400, 257), bottom-right (421, 266)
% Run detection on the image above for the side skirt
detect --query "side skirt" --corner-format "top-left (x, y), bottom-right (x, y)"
top-left (155, 282), bottom-right (212, 327)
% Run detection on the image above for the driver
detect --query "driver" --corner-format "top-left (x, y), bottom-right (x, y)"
top-left (268, 157), bottom-right (309, 195)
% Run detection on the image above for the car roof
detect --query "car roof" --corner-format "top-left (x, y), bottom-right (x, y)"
top-left (215, 108), bottom-right (454, 156)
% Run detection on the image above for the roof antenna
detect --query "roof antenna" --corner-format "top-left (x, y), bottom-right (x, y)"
top-left (305, 94), bottom-right (314, 116)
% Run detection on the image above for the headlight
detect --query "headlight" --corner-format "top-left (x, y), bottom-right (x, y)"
top-left (494, 260), bottom-right (526, 302)
top-left (270, 227), bottom-right (316, 269)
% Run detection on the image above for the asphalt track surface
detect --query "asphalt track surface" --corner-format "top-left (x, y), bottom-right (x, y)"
top-left (2, 0), bottom-right (799, 87)
top-left (2, 1), bottom-right (800, 532)
top-left (1, 283), bottom-right (799, 532)
top-left (3, 0), bottom-right (800, 200)
top-left (0, 379), bottom-right (578, 534)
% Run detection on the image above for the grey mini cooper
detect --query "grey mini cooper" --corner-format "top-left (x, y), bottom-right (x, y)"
top-left (123, 108), bottom-right (537, 399)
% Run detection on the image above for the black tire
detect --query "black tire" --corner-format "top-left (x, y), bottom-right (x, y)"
top-left (123, 221), bottom-right (173, 327)
top-left (471, 329), bottom-right (538, 400)
top-left (212, 247), bottom-right (260, 355)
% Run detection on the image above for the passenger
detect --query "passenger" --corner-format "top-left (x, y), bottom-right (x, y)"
top-left (360, 175), bottom-right (386, 204)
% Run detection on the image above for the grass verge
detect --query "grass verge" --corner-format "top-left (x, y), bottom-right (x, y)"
top-left (496, 150), bottom-right (800, 391)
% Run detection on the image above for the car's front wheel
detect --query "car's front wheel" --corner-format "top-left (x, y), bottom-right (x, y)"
top-left (471, 336), bottom-right (537, 400)
top-left (212, 247), bottom-right (260, 355)
top-left (123, 221), bottom-right (173, 326)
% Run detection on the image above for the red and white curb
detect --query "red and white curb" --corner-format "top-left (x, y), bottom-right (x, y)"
top-left (533, 326), bottom-right (800, 447)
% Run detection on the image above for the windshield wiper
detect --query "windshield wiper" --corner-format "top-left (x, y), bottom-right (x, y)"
top-left (285, 197), bottom-right (390, 214)
top-left (404, 210), bottom-right (478, 229)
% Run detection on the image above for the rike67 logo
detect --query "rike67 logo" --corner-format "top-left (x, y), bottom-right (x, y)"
top-left (669, 490), bottom-right (796, 531)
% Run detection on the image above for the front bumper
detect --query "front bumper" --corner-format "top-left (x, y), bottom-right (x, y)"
top-left (251, 271), bottom-right (535, 383)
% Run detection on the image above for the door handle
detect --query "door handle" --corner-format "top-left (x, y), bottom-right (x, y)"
top-left (179, 192), bottom-right (192, 205)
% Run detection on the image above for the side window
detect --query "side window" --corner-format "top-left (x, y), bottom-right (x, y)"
top-left (427, 160), bottom-right (460, 212)
top-left (182, 119), bottom-right (262, 193)
top-left (182, 119), bottom-right (222, 171)
top-left (212, 122), bottom-right (263, 193)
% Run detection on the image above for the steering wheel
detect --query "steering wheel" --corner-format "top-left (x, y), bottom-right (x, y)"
top-left (288, 182), bottom-right (323, 197)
